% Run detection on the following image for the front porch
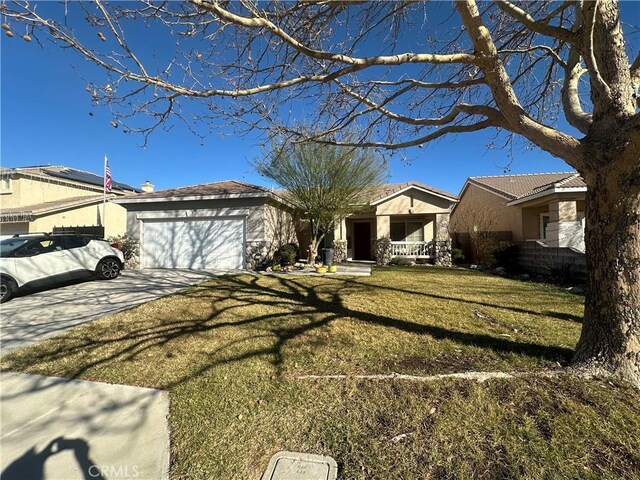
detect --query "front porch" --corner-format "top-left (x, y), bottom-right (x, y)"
top-left (335, 212), bottom-right (451, 262)
top-left (520, 197), bottom-right (585, 252)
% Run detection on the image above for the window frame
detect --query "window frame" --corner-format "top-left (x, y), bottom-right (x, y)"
top-left (390, 221), bottom-right (424, 242)
top-left (539, 213), bottom-right (551, 240)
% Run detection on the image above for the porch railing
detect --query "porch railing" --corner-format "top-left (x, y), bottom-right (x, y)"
top-left (390, 241), bottom-right (434, 257)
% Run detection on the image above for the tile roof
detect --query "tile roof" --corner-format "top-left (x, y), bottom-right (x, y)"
top-left (125, 180), bottom-right (456, 207)
top-left (469, 172), bottom-right (585, 200)
top-left (126, 180), bottom-right (272, 199)
top-left (1, 165), bottom-right (141, 193)
top-left (369, 181), bottom-right (458, 203)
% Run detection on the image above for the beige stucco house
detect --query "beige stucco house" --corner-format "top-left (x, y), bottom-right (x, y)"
top-left (0, 165), bottom-right (141, 238)
top-left (333, 181), bottom-right (458, 262)
top-left (114, 179), bottom-right (457, 270)
top-left (451, 172), bottom-right (587, 253)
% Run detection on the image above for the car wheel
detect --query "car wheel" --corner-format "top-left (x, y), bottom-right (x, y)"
top-left (96, 258), bottom-right (121, 280)
top-left (0, 278), bottom-right (15, 303)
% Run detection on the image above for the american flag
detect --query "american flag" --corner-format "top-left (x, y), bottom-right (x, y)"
top-left (105, 160), bottom-right (112, 193)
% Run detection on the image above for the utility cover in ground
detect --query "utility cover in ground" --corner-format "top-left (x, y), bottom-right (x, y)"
top-left (261, 451), bottom-right (338, 480)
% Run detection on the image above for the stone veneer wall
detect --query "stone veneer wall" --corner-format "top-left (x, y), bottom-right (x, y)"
top-left (434, 240), bottom-right (452, 266)
top-left (246, 240), bottom-right (269, 270)
top-left (333, 239), bottom-right (348, 263)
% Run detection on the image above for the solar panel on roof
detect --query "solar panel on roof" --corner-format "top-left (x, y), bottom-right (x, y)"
top-left (44, 168), bottom-right (141, 192)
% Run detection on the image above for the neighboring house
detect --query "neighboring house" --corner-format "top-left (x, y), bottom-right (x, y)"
top-left (332, 181), bottom-right (458, 263)
top-left (0, 165), bottom-right (141, 237)
top-left (114, 180), bottom-right (296, 270)
top-left (451, 172), bottom-right (587, 255)
top-left (115, 179), bottom-right (458, 270)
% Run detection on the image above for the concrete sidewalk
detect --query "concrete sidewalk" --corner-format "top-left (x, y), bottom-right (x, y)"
top-left (0, 371), bottom-right (169, 480)
top-left (1, 269), bottom-right (228, 354)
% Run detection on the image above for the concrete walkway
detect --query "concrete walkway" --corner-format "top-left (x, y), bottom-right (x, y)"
top-left (260, 262), bottom-right (372, 277)
top-left (1, 269), bottom-right (229, 354)
top-left (0, 371), bottom-right (169, 480)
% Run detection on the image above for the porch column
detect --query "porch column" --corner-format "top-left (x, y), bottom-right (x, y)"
top-left (434, 213), bottom-right (452, 266)
top-left (333, 218), bottom-right (347, 240)
top-left (547, 200), bottom-right (582, 248)
top-left (435, 213), bottom-right (450, 241)
top-left (376, 215), bottom-right (390, 239)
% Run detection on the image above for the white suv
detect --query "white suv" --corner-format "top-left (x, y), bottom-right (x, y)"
top-left (0, 233), bottom-right (125, 303)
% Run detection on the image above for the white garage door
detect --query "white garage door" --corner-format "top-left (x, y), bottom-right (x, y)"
top-left (142, 217), bottom-right (245, 270)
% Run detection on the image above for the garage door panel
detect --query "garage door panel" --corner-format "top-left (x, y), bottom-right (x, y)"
top-left (142, 218), bottom-right (244, 270)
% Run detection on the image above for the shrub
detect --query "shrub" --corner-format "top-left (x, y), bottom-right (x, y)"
top-left (107, 234), bottom-right (139, 269)
top-left (494, 243), bottom-right (519, 272)
top-left (544, 256), bottom-right (576, 285)
top-left (275, 243), bottom-right (298, 266)
top-left (451, 247), bottom-right (465, 264)
top-left (390, 257), bottom-right (414, 266)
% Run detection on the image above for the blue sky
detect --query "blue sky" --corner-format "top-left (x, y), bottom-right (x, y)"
top-left (2, 2), bottom-right (635, 195)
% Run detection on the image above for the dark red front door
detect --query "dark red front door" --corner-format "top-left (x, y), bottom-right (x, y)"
top-left (353, 222), bottom-right (372, 260)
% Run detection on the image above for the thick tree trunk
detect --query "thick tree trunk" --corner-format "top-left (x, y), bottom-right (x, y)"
top-left (573, 146), bottom-right (640, 387)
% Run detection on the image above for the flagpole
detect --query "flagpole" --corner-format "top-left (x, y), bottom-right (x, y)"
top-left (103, 154), bottom-right (107, 235)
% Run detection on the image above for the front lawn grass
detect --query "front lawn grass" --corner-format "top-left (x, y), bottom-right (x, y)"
top-left (2, 267), bottom-right (639, 479)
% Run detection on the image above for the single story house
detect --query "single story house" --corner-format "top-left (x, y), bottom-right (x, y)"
top-left (116, 179), bottom-right (458, 270)
top-left (0, 165), bottom-right (141, 237)
top-left (451, 172), bottom-right (587, 256)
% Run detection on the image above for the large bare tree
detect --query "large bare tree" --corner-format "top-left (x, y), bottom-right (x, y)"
top-left (3, 0), bottom-right (639, 386)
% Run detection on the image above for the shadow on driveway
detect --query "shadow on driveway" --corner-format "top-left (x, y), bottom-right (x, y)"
top-left (0, 269), bottom-right (228, 354)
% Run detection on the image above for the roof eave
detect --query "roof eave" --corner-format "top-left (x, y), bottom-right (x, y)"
top-left (370, 184), bottom-right (458, 206)
top-left (113, 191), bottom-right (273, 204)
top-left (3, 169), bottom-right (138, 194)
top-left (507, 187), bottom-right (587, 206)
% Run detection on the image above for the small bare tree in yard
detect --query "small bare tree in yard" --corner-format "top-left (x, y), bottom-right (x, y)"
top-left (451, 204), bottom-right (503, 264)
top-left (3, 1), bottom-right (639, 385)
top-left (253, 141), bottom-right (387, 263)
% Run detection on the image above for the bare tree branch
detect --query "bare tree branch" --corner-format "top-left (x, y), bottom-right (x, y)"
top-left (457, 0), bottom-right (583, 166)
top-left (494, 0), bottom-right (577, 44)
top-left (561, 47), bottom-right (592, 134)
top-left (312, 119), bottom-right (503, 150)
top-left (192, 0), bottom-right (480, 67)
top-left (582, 0), bottom-right (613, 98)
top-left (2, 0), bottom-right (634, 161)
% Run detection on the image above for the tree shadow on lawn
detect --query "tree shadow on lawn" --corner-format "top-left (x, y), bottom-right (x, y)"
top-left (350, 276), bottom-right (583, 323)
top-left (2, 274), bottom-right (574, 392)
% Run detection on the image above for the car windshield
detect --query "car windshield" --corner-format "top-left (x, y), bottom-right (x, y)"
top-left (0, 237), bottom-right (35, 256)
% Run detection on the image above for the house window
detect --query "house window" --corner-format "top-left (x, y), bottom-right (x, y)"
top-left (390, 222), bottom-right (424, 242)
top-left (390, 223), bottom-right (405, 241)
top-left (540, 214), bottom-right (550, 240)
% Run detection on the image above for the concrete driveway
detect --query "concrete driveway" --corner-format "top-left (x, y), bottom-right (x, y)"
top-left (1, 371), bottom-right (169, 480)
top-left (1, 269), bottom-right (230, 354)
